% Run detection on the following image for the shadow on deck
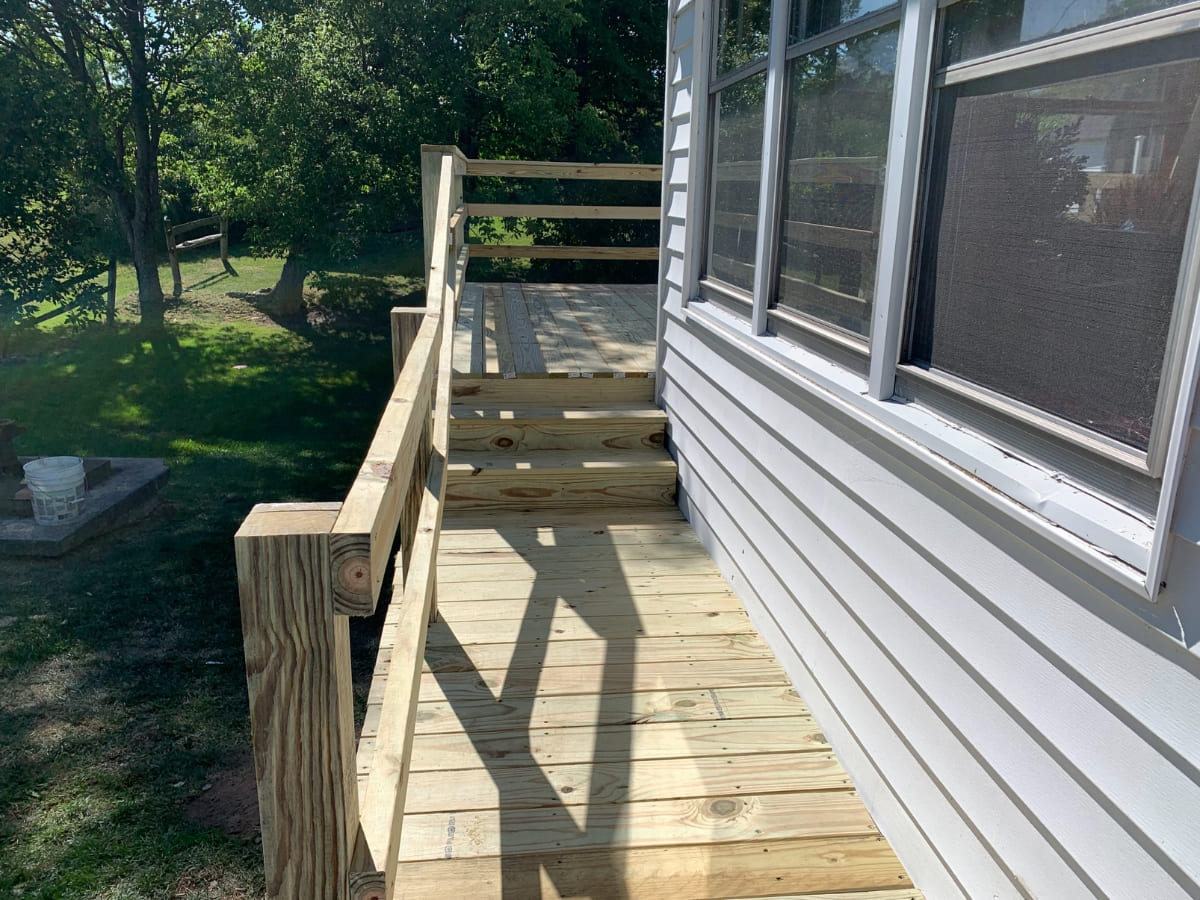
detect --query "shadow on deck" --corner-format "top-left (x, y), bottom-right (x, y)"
top-left (236, 146), bottom-right (918, 900)
top-left (454, 282), bottom-right (658, 377)
top-left (379, 507), bottom-right (918, 898)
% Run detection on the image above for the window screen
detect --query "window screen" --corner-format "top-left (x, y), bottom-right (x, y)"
top-left (911, 51), bottom-right (1200, 450)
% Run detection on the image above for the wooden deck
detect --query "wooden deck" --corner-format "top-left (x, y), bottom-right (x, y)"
top-left (454, 283), bottom-right (658, 376)
top-left (364, 507), bottom-right (919, 899)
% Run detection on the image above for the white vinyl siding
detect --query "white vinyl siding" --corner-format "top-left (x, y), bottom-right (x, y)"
top-left (658, 1), bottom-right (1200, 897)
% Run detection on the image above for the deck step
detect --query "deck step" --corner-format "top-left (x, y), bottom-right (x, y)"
top-left (450, 403), bottom-right (668, 452)
top-left (445, 448), bottom-right (677, 510)
top-left (451, 374), bottom-right (655, 406)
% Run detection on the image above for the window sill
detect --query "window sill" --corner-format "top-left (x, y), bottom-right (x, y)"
top-left (681, 299), bottom-right (1156, 599)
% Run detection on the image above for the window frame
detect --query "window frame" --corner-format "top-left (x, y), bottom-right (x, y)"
top-left (684, 0), bottom-right (1200, 600)
top-left (904, 4), bottom-right (1200, 480)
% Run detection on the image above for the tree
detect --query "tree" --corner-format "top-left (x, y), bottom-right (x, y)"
top-left (187, 5), bottom-right (404, 314)
top-left (0, 0), bottom-right (238, 325)
top-left (0, 36), bottom-right (119, 351)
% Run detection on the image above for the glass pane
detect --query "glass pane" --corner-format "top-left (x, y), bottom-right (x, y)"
top-left (716, 0), bottom-right (772, 75)
top-left (791, 0), bottom-right (898, 43)
top-left (911, 55), bottom-right (1200, 450)
top-left (707, 73), bottom-right (767, 293)
top-left (773, 25), bottom-right (898, 337)
top-left (943, 0), bottom-right (1188, 66)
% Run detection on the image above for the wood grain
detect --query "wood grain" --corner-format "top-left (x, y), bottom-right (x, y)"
top-left (392, 836), bottom-right (911, 899)
top-left (464, 158), bottom-right (663, 180)
top-left (469, 244), bottom-right (659, 260)
top-left (452, 376), bottom-right (656, 405)
top-left (467, 203), bottom-right (661, 219)
top-left (412, 685), bottom-right (804, 735)
top-left (403, 716), bottom-right (831, 772)
top-left (235, 503), bottom-right (357, 900)
top-left (400, 791), bottom-right (874, 860)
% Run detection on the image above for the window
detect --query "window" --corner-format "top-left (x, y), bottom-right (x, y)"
top-left (704, 0), bottom-right (772, 302)
top-left (774, 22), bottom-right (898, 339)
top-left (691, 0), bottom-right (1200, 582)
top-left (910, 43), bottom-right (1200, 456)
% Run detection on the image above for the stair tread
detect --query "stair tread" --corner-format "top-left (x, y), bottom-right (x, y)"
top-left (448, 448), bottom-right (675, 473)
top-left (451, 404), bottom-right (665, 420)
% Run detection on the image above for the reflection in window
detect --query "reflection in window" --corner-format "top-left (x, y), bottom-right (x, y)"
top-left (716, 0), bottom-right (772, 74)
top-left (911, 55), bottom-right (1200, 449)
top-left (773, 26), bottom-right (898, 337)
top-left (943, 0), bottom-right (1188, 66)
top-left (790, 0), bottom-right (897, 43)
top-left (707, 73), bottom-right (767, 293)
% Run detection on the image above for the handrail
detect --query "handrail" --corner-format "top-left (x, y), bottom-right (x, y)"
top-left (236, 143), bottom-right (660, 900)
top-left (421, 143), bottom-right (663, 262)
top-left (465, 157), bottom-right (662, 180)
top-left (236, 146), bottom-right (464, 900)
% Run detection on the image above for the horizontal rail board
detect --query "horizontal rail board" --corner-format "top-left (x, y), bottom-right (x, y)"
top-left (175, 233), bottom-right (222, 251)
top-left (465, 159), bottom-right (662, 180)
top-left (466, 203), bottom-right (661, 220)
top-left (169, 215), bottom-right (222, 236)
top-left (468, 244), bottom-right (659, 260)
top-left (329, 312), bottom-right (441, 615)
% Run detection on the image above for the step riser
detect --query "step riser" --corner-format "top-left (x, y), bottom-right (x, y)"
top-left (445, 471), bottom-right (677, 510)
top-left (452, 377), bottom-right (655, 407)
top-left (450, 420), bottom-right (666, 453)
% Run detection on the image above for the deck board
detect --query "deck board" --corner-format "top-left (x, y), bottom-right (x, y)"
top-left (455, 283), bottom-right (657, 376)
top-left (380, 508), bottom-right (917, 897)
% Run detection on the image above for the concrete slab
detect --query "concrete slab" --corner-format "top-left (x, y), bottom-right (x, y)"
top-left (0, 458), bottom-right (170, 557)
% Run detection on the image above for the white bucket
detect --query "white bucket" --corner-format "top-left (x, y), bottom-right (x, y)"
top-left (23, 456), bottom-right (87, 526)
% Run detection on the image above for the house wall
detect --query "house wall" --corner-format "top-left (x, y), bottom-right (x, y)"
top-left (657, 2), bottom-right (1200, 898)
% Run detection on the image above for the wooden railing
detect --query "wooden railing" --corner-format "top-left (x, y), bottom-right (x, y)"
top-left (235, 144), bottom-right (661, 900)
top-left (164, 215), bottom-right (229, 296)
top-left (421, 143), bottom-right (661, 263)
top-left (235, 146), bottom-right (465, 900)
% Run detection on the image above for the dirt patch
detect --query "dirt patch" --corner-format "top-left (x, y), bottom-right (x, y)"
top-left (184, 754), bottom-right (261, 840)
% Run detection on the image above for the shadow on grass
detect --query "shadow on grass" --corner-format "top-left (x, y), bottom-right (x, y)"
top-left (0, 312), bottom-right (399, 898)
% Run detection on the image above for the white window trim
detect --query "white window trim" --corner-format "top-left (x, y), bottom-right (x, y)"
top-left (683, 297), bottom-right (1158, 597)
top-left (868, 0), bottom-right (937, 399)
top-left (683, 0), bottom-right (1200, 602)
top-left (750, 0), bottom-right (791, 334)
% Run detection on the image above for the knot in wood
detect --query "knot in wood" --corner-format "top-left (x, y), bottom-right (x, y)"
top-left (709, 799), bottom-right (738, 817)
top-left (339, 558), bottom-right (371, 592)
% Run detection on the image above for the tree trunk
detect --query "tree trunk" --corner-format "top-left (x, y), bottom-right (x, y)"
top-left (124, 5), bottom-right (165, 326)
top-left (268, 253), bottom-right (308, 317)
top-left (47, 0), bottom-right (165, 324)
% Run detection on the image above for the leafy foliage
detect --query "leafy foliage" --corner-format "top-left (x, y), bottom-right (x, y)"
top-left (0, 0), bottom-right (242, 322)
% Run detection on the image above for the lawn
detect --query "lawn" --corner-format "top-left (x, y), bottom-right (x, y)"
top-left (0, 240), bottom-right (423, 898)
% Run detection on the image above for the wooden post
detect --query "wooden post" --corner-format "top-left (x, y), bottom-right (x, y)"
top-left (220, 217), bottom-right (230, 266)
top-left (390, 307), bottom-right (433, 586)
top-left (236, 502), bottom-right (360, 900)
top-left (390, 307), bottom-right (425, 384)
top-left (164, 219), bottom-right (182, 297)
top-left (420, 148), bottom-right (442, 280)
top-left (105, 257), bottom-right (117, 326)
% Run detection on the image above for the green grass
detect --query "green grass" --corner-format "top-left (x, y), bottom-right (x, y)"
top-left (0, 242), bottom-right (422, 898)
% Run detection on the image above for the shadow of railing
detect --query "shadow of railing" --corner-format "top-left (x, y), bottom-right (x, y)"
top-left (424, 521), bottom-right (641, 898)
